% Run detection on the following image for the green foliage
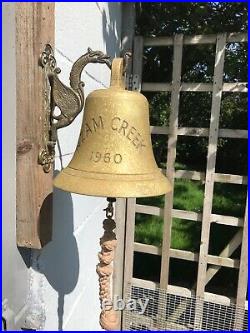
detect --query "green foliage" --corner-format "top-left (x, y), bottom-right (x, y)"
top-left (136, 2), bottom-right (247, 36)
top-left (137, 2), bottom-right (247, 175)
top-left (135, 215), bottom-right (163, 246)
top-left (149, 92), bottom-right (171, 126)
top-left (135, 178), bottom-right (247, 252)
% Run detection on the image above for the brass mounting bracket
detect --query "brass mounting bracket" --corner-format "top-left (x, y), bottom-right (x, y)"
top-left (38, 44), bottom-right (112, 172)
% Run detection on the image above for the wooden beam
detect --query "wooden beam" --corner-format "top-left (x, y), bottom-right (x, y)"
top-left (16, 3), bottom-right (54, 248)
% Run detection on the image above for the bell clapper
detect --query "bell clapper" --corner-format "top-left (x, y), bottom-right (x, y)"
top-left (96, 197), bottom-right (119, 330)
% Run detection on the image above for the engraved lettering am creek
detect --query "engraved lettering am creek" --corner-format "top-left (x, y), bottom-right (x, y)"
top-left (79, 115), bottom-right (146, 151)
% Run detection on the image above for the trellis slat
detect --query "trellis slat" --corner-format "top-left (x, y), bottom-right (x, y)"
top-left (134, 242), bottom-right (239, 268)
top-left (227, 32), bottom-right (248, 42)
top-left (123, 198), bottom-right (136, 302)
top-left (121, 35), bottom-right (144, 330)
top-left (175, 170), bottom-right (247, 184)
top-left (160, 34), bottom-right (184, 289)
top-left (205, 229), bottom-right (243, 285)
top-left (150, 126), bottom-right (248, 139)
top-left (175, 169), bottom-right (205, 181)
top-left (113, 198), bottom-right (127, 326)
top-left (173, 209), bottom-right (202, 221)
top-left (207, 254), bottom-right (239, 268)
top-left (219, 128), bottom-right (248, 139)
top-left (143, 82), bottom-right (247, 92)
top-left (214, 173), bottom-right (247, 184)
top-left (178, 127), bottom-right (209, 136)
top-left (211, 214), bottom-right (243, 227)
top-left (234, 197), bottom-right (248, 329)
top-left (144, 32), bottom-right (247, 46)
top-left (136, 203), bottom-right (244, 227)
top-left (134, 242), bottom-right (162, 256)
top-left (136, 203), bottom-right (163, 216)
top-left (150, 125), bottom-right (169, 135)
top-left (195, 33), bottom-right (227, 328)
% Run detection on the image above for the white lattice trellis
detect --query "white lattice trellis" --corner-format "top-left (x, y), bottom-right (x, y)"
top-left (121, 32), bottom-right (248, 330)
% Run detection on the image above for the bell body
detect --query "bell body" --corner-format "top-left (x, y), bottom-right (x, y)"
top-left (54, 59), bottom-right (171, 197)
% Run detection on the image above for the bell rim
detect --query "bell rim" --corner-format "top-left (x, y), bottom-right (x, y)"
top-left (60, 166), bottom-right (168, 180)
top-left (53, 167), bottom-right (172, 198)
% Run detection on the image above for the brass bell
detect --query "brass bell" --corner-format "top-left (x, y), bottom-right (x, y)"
top-left (54, 58), bottom-right (171, 197)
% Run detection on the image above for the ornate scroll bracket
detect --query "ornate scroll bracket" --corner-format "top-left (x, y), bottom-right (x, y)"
top-left (38, 44), bottom-right (112, 172)
top-left (97, 198), bottom-right (119, 331)
top-left (38, 44), bottom-right (59, 172)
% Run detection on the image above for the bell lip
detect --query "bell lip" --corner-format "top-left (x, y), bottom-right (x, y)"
top-left (53, 167), bottom-right (172, 198)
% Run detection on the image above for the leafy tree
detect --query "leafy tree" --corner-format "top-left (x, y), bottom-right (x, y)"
top-left (136, 2), bottom-right (247, 36)
top-left (135, 2), bottom-right (248, 174)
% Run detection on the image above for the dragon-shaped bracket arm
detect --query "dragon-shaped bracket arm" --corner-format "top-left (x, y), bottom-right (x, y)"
top-left (38, 44), bottom-right (112, 172)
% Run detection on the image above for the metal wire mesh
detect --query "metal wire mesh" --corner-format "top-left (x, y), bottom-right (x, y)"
top-left (123, 284), bottom-right (248, 331)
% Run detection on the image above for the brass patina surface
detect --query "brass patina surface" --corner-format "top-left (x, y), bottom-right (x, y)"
top-left (38, 45), bottom-right (111, 172)
top-left (54, 58), bottom-right (171, 197)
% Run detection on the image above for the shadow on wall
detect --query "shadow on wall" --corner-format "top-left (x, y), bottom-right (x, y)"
top-left (101, 2), bottom-right (121, 58)
top-left (38, 171), bottom-right (80, 331)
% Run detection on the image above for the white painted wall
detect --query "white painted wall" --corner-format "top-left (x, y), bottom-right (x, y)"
top-left (27, 2), bottom-right (122, 331)
top-left (2, 3), bottom-right (29, 324)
